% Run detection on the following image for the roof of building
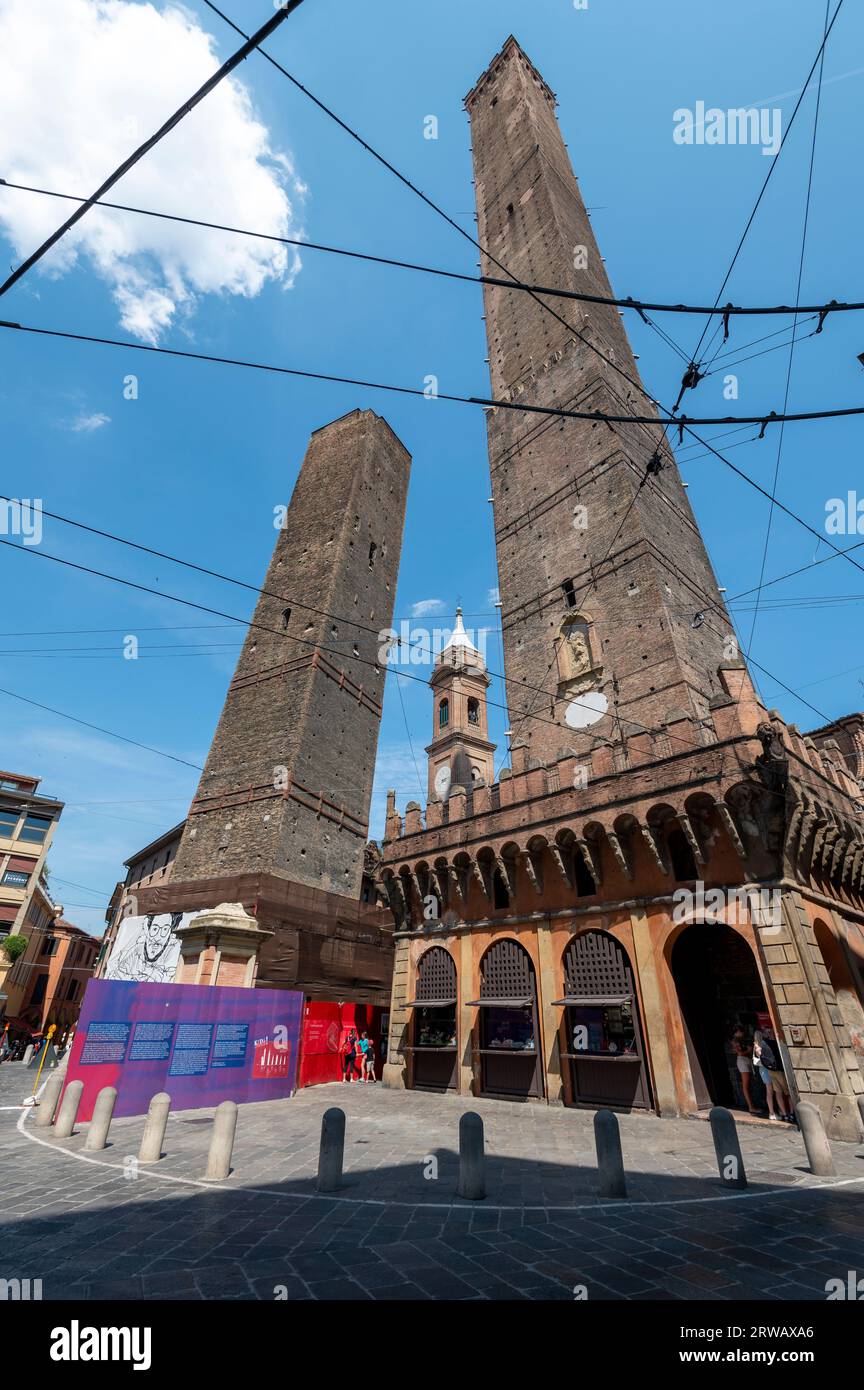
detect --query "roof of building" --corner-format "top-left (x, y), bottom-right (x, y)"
top-left (442, 608), bottom-right (478, 657)
top-left (464, 35), bottom-right (556, 109)
top-left (123, 820), bottom-right (186, 870)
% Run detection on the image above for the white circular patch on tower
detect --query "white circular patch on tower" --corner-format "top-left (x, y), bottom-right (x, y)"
top-left (434, 764), bottom-right (451, 799)
top-left (564, 691), bottom-right (608, 729)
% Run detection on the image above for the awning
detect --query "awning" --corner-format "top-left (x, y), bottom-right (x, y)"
top-left (464, 997), bottom-right (533, 1008)
top-left (403, 998), bottom-right (456, 1009)
top-left (552, 995), bottom-right (631, 1007)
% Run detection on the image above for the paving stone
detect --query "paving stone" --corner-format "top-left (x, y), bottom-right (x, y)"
top-left (1, 1069), bottom-right (861, 1303)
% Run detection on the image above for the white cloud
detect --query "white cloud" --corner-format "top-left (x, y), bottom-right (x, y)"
top-left (410, 598), bottom-right (446, 618)
top-left (488, 587), bottom-right (500, 605)
top-left (69, 411), bottom-right (110, 432)
top-left (0, 0), bottom-right (304, 341)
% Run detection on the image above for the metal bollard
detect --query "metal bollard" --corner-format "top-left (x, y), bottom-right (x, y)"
top-left (84, 1086), bottom-right (118, 1152)
top-left (457, 1111), bottom-right (486, 1201)
top-left (53, 1079), bottom-right (84, 1139)
top-left (138, 1092), bottom-right (171, 1164)
top-left (594, 1108), bottom-right (627, 1198)
top-left (317, 1107), bottom-right (346, 1192)
top-left (709, 1106), bottom-right (747, 1188)
top-left (22, 1045), bottom-right (33, 1066)
top-left (35, 1068), bottom-right (67, 1128)
top-left (796, 1100), bottom-right (836, 1176)
top-left (203, 1101), bottom-right (238, 1181)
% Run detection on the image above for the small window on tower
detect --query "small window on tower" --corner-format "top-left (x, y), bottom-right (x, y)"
top-left (562, 579), bottom-right (576, 608)
top-left (439, 698), bottom-right (449, 729)
top-left (468, 697), bottom-right (480, 726)
top-left (282, 607), bottom-right (291, 629)
top-left (368, 542), bottom-right (377, 569)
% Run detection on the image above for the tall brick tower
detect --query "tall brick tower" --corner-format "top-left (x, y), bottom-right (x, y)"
top-left (380, 39), bottom-right (864, 1142)
top-left (466, 37), bottom-right (737, 765)
top-left (170, 408), bottom-right (411, 899)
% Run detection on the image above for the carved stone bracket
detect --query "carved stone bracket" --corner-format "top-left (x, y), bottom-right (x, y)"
top-left (472, 858), bottom-right (491, 901)
top-left (605, 831), bottom-right (633, 881)
top-left (498, 853), bottom-right (518, 899)
top-left (577, 837), bottom-right (601, 887)
top-left (434, 864), bottom-right (450, 905)
top-left (447, 863), bottom-right (465, 902)
top-left (676, 813), bottom-right (705, 867)
top-left (522, 850), bottom-right (543, 895)
top-left (716, 803), bottom-right (747, 860)
top-left (640, 823), bottom-right (670, 876)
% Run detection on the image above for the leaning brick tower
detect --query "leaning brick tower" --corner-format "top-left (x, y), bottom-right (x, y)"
top-left (170, 408), bottom-right (411, 899)
top-left (465, 36), bottom-right (740, 765)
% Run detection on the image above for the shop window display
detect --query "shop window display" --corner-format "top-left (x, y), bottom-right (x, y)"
top-left (415, 1006), bottom-right (456, 1049)
top-left (568, 1002), bottom-right (638, 1056)
top-left (482, 1005), bottom-right (535, 1051)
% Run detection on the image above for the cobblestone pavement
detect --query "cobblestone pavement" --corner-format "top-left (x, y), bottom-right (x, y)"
top-left (1, 1064), bottom-right (862, 1301)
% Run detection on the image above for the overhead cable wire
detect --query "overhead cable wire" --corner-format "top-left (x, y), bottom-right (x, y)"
top-left (680, 0), bottom-right (845, 378)
top-left (2, 317), bottom-right (862, 430)
top-left (745, 0), bottom-right (831, 672)
top-left (112, 1), bottom-right (864, 594)
top-left (5, 178), bottom-right (858, 321)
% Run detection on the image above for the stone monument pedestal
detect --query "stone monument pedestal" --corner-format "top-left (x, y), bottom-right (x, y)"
top-left (173, 902), bottom-right (273, 988)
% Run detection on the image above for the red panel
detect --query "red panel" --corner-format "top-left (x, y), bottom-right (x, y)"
top-left (297, 1001), bottom-right (383, 1087)
top-left (0, 905), bottom-right (19, 922)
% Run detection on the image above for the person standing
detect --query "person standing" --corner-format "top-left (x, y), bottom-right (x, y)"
top-left (731, 1026), bottom-right (760, 1114)
top-left (362, 1035), bottom-right (376, 1083)
top-left (754, 1027), bottom-right (792, 1121)
top-left (342, 1028), bottom-right (359, 1083)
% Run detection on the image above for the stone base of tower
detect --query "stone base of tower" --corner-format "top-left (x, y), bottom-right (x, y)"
top-left (137, 872), bottom-right (394, 1006)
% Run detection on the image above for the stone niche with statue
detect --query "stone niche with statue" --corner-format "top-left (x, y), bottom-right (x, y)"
top-left (555, 613), bottom-right (609, 732)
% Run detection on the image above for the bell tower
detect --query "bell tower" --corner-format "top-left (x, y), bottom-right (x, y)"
top-left (426, 610), bottom-right (496, 800)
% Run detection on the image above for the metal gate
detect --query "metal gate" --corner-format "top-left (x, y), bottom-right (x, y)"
top-left (561, 931), bottom-right (651, 1110)
top-left (410, 946), bottom-right (458, 1091)
top-left (474, 939), bottom-right (543, 1099)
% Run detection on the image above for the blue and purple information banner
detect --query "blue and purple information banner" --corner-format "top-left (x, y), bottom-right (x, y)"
top-left (64, 979), bottom-right (303, 1121)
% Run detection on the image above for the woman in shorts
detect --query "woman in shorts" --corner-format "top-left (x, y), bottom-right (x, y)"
top-left (731, 1026), bottom-right (759, 1114)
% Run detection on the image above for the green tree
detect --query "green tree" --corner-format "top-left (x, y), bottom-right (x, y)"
top-left (1, 934), bottom-right (27, 963)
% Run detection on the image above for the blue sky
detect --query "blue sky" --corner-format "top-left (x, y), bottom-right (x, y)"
top-left (1, 0), bottom-right (862, 936)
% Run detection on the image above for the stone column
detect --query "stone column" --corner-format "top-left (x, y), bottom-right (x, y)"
top-left (458, 932), bottom-right (476, 1096)
top-left (628, 907), bottom-right (679, 1116)
top-left (382, 933), bottom-right (410, 1090)
top-left (536, 922), bottom-right (563, 1105)
top-left (754, 890), bottom-right (863, 1141)
top-left (173, 902), bottom-right (273, 988)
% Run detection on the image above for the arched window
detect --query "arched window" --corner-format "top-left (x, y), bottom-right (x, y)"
top-left (439, 698), bottom-right (449, 728)
top-left (467, 697), bottom-right (480, 725)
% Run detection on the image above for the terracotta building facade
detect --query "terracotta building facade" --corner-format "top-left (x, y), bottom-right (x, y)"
top-left (379, 38), bottom-right (864, 1141)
